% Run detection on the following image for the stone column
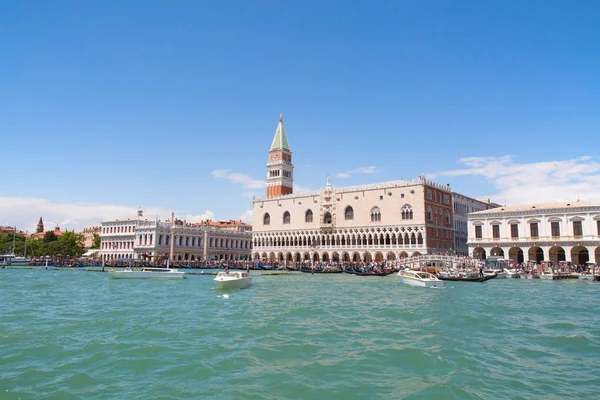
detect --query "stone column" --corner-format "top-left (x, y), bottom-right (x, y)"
top-left (203, 231), bottom-right (209, 261)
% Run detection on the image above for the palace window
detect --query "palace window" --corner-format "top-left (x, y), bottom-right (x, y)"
top-left (345, 206), bottom-right (354, 220)
top-left (492, 224), bottom-right (500, 239)
top-left (445, 211), bottom-right (450, 225)
top-left (597, 220), bottom-right (600, 235)
top-left (475, 225), bottom-right (482, 239)
top-left (551, 221), bottom-right (560, 237)
top-left (427, 190), bottom-right (432, 200)
top-left (263, 213), bottom-right (270, 225)
top-left (370, 207), bottom-right (381, 222)
top-left (323, 212), bottom-right (332, 224)
top-left (305, 209), bottom-right (313, 223)
top-left (401, 205), bottom-right (413, 220)
top-left (283, 211), bottom-right (290, 224)
top-left (426, 207), bottom-right (432, 220)
top-left (573, 220), bottom-right (583, 237)
top-left (511, 224), bottom-right (519, 238)
top-left (530, 223), bottom-right (539, 238)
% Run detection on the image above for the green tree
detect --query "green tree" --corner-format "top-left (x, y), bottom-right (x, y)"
top-left (43, 231), bottom-right (58, 243)
top-left (56, 231), bottom-right (86, 258)
top-left (91, 233), bottom-right (101, 249)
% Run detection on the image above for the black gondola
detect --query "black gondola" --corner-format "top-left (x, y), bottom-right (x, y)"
top-left (299, 268), bottom-right (343, 273)
top-left (437, 274), bottom-right (497, 282)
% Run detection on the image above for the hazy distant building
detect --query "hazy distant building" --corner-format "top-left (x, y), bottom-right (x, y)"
top-left (81, 226), bottom-right (101, 249)
top-left (452, 193), bottom-right (500, 256)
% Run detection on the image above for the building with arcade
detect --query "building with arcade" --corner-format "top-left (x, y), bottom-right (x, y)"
top-left (467, 201), bottom-right (600, 265)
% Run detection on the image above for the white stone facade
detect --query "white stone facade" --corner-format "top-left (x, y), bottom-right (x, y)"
top-left (100, 216), bottom-right (252, 262)
top-left (452, 193), bottom-right (499, 256)
top-left (467, 201), bottom-right (600, 265)
top-left (252, 176), bottom-right (455, 263)
top-left (99, 218), bottom-right (138, 261)
top-left (134, 220), bottom-right (252, 262)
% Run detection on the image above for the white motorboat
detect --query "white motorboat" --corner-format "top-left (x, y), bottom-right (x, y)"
top-left (483, 269), bottom-right (506, 279)
top-left (398, 270), bottom-right (444, 288)
top-left (539, 269), bottom-right (555, 280)
top-left (578, 273), bottom-right (593, 281)
top-left (109, 267), bottom-right (185, 279)
top-left (503, 268), bottom-right (521, 278)
top-left (214, 271), bottom-right (252, 289)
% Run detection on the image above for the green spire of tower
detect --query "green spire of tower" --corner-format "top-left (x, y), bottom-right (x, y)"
top-left (270, 114), bottom-right (291, 151)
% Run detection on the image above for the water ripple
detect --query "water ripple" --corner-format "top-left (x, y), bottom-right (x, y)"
top-left (0, 270), bottom-right (599, 399)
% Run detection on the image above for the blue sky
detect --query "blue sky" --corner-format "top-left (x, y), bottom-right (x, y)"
top-left (2, 1), bottom-right (600, 232)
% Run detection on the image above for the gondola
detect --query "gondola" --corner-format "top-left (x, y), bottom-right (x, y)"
top-left (285, 265), bottom-right (301, 271)
top-left (299, 268), bottom-right (343, 273)
top-left (344, 268), bottom-right (394, 276)
top-left (437, 274), bottom-right (497, 282)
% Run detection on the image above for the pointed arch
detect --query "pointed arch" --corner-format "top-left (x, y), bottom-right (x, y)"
top-left (370, 207), bottom-right (381, 222)
top-left (345, 206), bottom-right (354, 220)
top-left (401, 204), bottom-right (414, 220)
top-left (283, 211), bottom-right (291, 224)
top-left (305, 209), bottom-right (313, 223)
top-left (263, 213), bottom-right (271, 225)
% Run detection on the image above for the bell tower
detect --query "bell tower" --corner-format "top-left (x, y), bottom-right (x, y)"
top-left (266, 114), bottom-right (294, 198)
top-left (36, 217), bottom-right (44, 233)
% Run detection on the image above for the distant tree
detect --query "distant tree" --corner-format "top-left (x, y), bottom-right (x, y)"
top-left (91, 233), bottom-right (101, 249)
top-left (56, 231), bottom-right (86, 258)
top-left (43, 231), bottom-right (58, 243)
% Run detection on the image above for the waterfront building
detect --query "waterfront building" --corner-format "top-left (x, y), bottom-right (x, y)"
top-left (81, 226), bottom-right (100, 249)
top-left (99, 212), bottom-right (140, 261)
top-left (467, 201), bottom-right (600, 265)
top-left (99, 210), bottom-right (252, 262)
top-left (452, 193), bottom-right (500, 256)
top-left (251, 116), bottom-right (456, 263)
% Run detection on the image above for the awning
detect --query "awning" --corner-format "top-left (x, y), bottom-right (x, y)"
top-left (82, 249), bottom-right (100, 256)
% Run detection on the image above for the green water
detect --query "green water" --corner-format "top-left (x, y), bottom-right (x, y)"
top-left (1, 269), bottom-right (599, 399)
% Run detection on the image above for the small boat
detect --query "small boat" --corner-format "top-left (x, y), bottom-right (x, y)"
top-left (299, 267), bottom-right (343, 273)
top-left (398, 270), bottom-right (444, 288)
top-left (214, 271), bottom-right (252, 289)
top-left (578, 273), bottom-right (593, 280)
top-left (349, 269), bottom-right (395, 276)
top-left (437, 274), bottom-right (497, 282)
top-left (503, 268), bottom-right (521, 278)
top-left (483, 269), bottom-right (506, 279)
top-left (109, 267), bottom-right (185, 279)
top-left (539, 270), bottom-right (555, 280)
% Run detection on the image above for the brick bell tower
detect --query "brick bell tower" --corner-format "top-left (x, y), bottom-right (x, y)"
top-left (266, 114), bottom-right (294, 198)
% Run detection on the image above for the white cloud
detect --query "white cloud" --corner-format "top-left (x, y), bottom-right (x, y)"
top-left (336, 165), bottom-right (379, 179)
top-left (182, 210), bottom-right (215, 223)
top-left (211, 169), bottom-right (266, 189)
top-left (238, 209), bottom-right (253, 223)
top-left (0, 197), bottom-right (217, 233)
top-left (242, 192), bottom-right (257, 198)
top-left (433, 155), bottom-right (600, 205)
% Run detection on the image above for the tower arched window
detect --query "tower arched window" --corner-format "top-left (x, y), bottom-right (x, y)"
top-left (427, 207), bottom-right (433, 220)
top-left (263, 213), bottom-right (270, 225)
top-left (370, 207), bottom-right (381, 222)
top-left (305, 209), bottom-right (313, 223)
top-left (283, 211), bottom-right (290, 224)
top-left (345, 206), bottom-right (354, 220)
